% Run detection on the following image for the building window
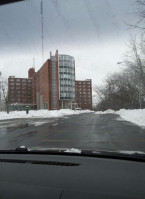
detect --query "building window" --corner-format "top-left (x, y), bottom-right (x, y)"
top-left (10, 79), bottom-right (14, 81)
top-left (22, 83), bottom-right (26, 86)
top-left (22, 79), bottom-right (26, 82)
top-left (16, 79), bottom-right (20, 82)
top-left (10, 83), bottom-right (14, 85)
top-left (16, 83), bottom-right (20, 85)
top-left (22, 87), bottom-right (26, 89)
top-left (10, 86), bottom-right (14, 89)
top-left (10, 90), bottom-right (14, 93)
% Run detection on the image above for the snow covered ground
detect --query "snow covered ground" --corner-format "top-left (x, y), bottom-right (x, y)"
top-left (0, 109), bottom-right (93, 120)
top-left (96, 109), bottom-right (145, 128)
top-left (116, 109), bottom-right (145, 128)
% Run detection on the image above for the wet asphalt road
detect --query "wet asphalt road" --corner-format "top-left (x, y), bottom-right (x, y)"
top-left (0, 113), bottom-right (145, 152)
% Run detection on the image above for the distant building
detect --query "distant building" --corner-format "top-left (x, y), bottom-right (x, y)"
top-left (8, 76), bottom-right (36, 110)
top-left (58, 53), bottom-right (76, 109)
top-left (75, 79), bottom-right (92, 110)
top-left (31, 50), bottom-right (77, 110)
top-left (32, 55), bottom-right (59, 110)
top-left (8, 50), bottom-right (92, 111)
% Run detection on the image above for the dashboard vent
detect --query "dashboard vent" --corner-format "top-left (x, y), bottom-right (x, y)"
top-left (0, 159), bottom-right (79, 166)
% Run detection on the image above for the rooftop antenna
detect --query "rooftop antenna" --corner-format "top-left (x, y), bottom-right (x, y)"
top-left (33, 57), bottom-right (35, 69)
top-left (40, 0), bottom-right (44, 64)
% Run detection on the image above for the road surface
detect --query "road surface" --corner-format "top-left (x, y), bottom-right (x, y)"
top-left (0, 113), bottom-right (145, 152)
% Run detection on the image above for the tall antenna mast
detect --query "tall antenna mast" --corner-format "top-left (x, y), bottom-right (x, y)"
top-left (40, 0), bottom-right (44, 64)
top-left (33, 57), bottom-right (35, 69)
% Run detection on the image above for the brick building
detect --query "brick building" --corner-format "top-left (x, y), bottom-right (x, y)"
top-left (8, 50), bottom-right (92, 110)
top-left (32, 50), bottom-right (77, 110)
top-left (32, 53), bottom-right (59, 110)
top-left (8, 76), bottom-right (35, 110)
top-left (75, 79), bottom-right (92, 110)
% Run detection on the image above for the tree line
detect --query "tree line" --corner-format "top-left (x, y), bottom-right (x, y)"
top-left (95, 0), bottom-right (145, 111)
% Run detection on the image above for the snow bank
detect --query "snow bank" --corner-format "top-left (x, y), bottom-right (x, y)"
top-left (118, 150), bottom-right (145, 155)
top-left (95, 109), bottom-right (116, 114)
top-left (95, 108), bottom-right (145, 127)
top-left (0, 109), bottom-right (94, 120)
top-left (116, 109), bottom-right (145, 127)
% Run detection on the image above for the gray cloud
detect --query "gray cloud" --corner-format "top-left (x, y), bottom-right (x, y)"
top-left (0, 0), bottom-right (137, 89)
top-left (0, 0), bottom-right (135, 50)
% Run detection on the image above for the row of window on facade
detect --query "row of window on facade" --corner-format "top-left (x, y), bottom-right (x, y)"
top-left (10, 79), bottom-right (32, 82)
top-left (10, 98), bottom-right (32, 102)
top-left (76, 88), bottom-right (91, 91)
top-left (76, 92), bottom-right (91, 95)
top-left (60, 89), bottom-right (75, 93)
top-left (59, 76), bottom-right (75, 80)
top-left (59, 68), bottom-right (75, 73)
top-left (76, 85), bottom-right (91, 89)
top-left (10, 83), bottom-right (32, 86)
top-left (60, 82), bottom-right (75, 86)
top-left (10, 86), bottom-right (32, 90)
top-left (76, 91), bottom-right (91, 95)
top-left (76, 81), bottom-right (91, 84)
top-left (10, 94), bottom-right (32, 97)
top-left (59, 55), bottom-right (74, 61)
top-left (10, 90), bottom-right (32, 94)
top-left (60, 93), bottom-right (75, 98)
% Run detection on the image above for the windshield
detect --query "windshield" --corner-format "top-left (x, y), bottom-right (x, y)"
top-left (0, 0), bottom-right (145, 154)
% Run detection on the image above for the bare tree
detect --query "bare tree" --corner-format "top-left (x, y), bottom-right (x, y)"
top-left (124, 36), bottom-right (145, 98)
top-left (127, 0), bottom-right (145, 30)
top-left (0, 75), bottom-right (10, 113)
top-left (94, 67), bottom-right (144, 111)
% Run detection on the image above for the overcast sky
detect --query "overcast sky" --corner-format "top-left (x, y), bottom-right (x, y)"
top-left (0, 0), bottom-right (137, 98)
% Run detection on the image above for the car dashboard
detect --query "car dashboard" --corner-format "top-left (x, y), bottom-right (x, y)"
top-left (0, 152), bottom-right (145, 199)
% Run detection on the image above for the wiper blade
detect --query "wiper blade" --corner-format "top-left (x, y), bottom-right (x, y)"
top-left (15, 146), bottom-right (29, 152)
top-left (1, 147), bottom-right (145, 163)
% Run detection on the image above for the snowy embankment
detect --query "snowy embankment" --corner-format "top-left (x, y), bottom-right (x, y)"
top-left (96, 109), bottom-right (145, 127)
top-left (0, 109), bottom-right (93, 120)
top-left (116, 109), bottom-right (145, 127)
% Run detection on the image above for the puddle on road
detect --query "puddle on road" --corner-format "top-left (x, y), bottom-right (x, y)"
top-left (0, 119), bottom-right (52, 134)
top-left (0, 117), bottom-right (63, 134)
top-left (52, 123), bottom-right (58, 126)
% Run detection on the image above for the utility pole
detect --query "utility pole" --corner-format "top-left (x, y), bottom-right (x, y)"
top-left (138, 73), bottom-right (142, 109)
top-left (40, 0), bottom-right (44, 64)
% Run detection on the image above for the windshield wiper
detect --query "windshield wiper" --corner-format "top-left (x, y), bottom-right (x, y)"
top-left (1, 147), bottom-right (145, 163)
